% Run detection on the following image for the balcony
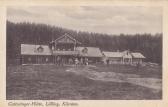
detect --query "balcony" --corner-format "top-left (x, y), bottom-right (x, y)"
top-left (52, 50), bottom-right (79, 56)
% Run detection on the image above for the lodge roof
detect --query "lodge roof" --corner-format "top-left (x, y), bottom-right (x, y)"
top-left (21, 44), bottom-right (51, 55)
top-left (21, 44), bottom-right (145, 59)
top-left (21, 44), bottom-right (102, 57)
top-left (52, 33), bottom-right (82, 44)
top-left (76, 47), bottom-right (103, 57)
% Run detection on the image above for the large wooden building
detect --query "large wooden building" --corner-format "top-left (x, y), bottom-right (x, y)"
top-left (21, 33), bottom-right (145, 65)
top-left (20, 33), bottom-right (102, 65)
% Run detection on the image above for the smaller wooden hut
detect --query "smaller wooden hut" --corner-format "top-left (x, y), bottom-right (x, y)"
top-left (102, 51), bottom-right (145, 65)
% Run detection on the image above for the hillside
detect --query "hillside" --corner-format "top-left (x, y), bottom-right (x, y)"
top-left (6, 21), bottom-right (162, 64)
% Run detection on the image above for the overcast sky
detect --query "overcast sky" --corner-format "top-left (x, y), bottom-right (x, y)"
top-left (7, 6), bottom-right (162, 35)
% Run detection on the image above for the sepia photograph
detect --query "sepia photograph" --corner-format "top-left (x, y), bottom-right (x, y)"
top-left (6, 6), bottom-right (162, 100)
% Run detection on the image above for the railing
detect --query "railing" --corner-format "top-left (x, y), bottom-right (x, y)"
top-left (52, 50), bottom-right (79, 55)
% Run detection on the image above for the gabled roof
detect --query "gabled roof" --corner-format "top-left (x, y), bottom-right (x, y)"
top-left (54, 33), bottom-right (81, 44)
top-left (102, 51), bottom-right (123, 58)
top-left (103, 51), bottom-right (145, 59)
top-left (21, 44), bottom-right (51, 55)
top-left (132, 52), bottom-right (145, 58)
top-left (76, 47), bottom-right (103, 57)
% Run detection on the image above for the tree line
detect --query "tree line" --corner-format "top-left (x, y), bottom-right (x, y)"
top-left (6, 21), bottom-right (162, 65)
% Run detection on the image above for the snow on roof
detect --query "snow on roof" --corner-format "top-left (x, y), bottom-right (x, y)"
top-left (132, 52), bottom-right (145, 58)
top-left (76, 47), bottom-right (103, 57)
top-left (21, 44), bottom-right (51, 55)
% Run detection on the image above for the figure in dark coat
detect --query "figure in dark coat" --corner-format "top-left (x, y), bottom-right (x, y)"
top-left (106, 59), bottom-right (110, 66)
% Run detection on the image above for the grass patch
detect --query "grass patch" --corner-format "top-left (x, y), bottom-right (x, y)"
top-left (92, 64), bottom-right (162, 79)
top-left (6, 65), bottom-right (162, 100)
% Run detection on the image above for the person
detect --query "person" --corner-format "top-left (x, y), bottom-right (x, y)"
top-left (106, 59), bottom-right (109, 66)
top-left (136, 61), bottom-right (140, 71)
top-left (85, 58), bottom-right (89, 66)
top-left (56, 56), bottom-right (61, 66)
top-left (75, 58), bottom-right (79, 67)
top-left (80, 58), bottom-right (83, 65)
top-left (68, 58), bottom-right (73, 65)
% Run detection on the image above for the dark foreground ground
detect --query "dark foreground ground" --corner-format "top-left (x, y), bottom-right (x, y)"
top-left (6, 64), bottom-right (162, 100)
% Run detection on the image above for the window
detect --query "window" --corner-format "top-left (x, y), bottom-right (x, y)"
top-left (37, 46), bottom-right (44, 53)
top-left (82, 47), bottom-right (88, 54)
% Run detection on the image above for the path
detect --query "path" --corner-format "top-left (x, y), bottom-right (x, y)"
top-left (66, 65), bottom-right (162, 91)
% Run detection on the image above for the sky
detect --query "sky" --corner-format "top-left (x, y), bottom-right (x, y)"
top-left (7, 6), bottom-right (162, 35)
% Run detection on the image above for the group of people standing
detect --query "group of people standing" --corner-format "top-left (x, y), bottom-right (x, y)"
top-left (74, 57), bottom-right (89, 66)
top-left (55, 56), bottom-right (89, 66)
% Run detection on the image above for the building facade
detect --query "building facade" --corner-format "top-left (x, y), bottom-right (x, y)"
top-left (102, 50), bottom-right (145, 65)
top-left (20, 33), bottom-right (145, 65)
top-left (20, 33), bottom-right (103, 65)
